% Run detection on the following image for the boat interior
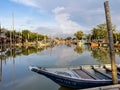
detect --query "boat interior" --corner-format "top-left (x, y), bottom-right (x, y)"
top-left (40, 64), bottom-right (120, 80)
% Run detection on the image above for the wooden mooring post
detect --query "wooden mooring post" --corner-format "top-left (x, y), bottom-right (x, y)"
top-left (104, 1), bottom-right (118, 84)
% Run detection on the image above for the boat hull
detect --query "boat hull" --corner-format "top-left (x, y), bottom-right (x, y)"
top-left (30, 67), bottom-right (114, 89)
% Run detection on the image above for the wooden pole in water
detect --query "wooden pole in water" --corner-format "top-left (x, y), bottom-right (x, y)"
top-left (104, 1), bottom-right (118, 84)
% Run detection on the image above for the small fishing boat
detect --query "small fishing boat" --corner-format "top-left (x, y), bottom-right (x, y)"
top-left (29, 65), bottom-right (120, 89)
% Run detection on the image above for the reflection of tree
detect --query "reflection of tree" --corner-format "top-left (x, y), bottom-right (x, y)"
top-left (85, 45), bottom-right (92, 52)
top-left (5, 46), bottom-right (45, 58)
top-left (22, 46), bottom-right (45, 55)
top-left (5, 48), bottom-right (20, 58)
top-left (92, 47), bottom-right (110, 64)
top-left (74, 46), bottom-right (84, 54)
top-left (0, 55), bottom-right (7, 60)
top-left (65, 43), bottom-right (72, 47)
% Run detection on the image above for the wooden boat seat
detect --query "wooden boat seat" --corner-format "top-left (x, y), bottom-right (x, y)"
top-left (81, 68), bottom-right (99, 80)
top-left (104, 66), bottom-right (120, 76)
top-left (92, 67), bottom-right (112, 79)
top-left (73, 69), bottom-right (98, 80)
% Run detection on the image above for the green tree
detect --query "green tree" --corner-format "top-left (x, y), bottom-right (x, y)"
top-left (86, 34), bottom-right (92, 42)
top-left (22, 30), bottom-right (30, 42)
top-left (65, 37), bottom-right (72, 40)
top-left (74, 31), bottom-right (84, 40)
top-left (91, 23), bottom-right (116, 40)
top-left (113, 33), bottom-right (120, 43)
top-left (38, 34), bottom-right (44, 41)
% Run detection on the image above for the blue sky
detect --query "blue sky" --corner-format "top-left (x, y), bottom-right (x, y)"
top-left (0, 0), bottom-right (120, 37)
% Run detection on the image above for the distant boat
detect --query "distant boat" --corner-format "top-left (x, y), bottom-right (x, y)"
top-left (29, 65), bottom-right (120, 89)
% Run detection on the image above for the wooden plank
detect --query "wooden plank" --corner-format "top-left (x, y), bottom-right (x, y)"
top-left (73, 69), bottom-right (95, 79)
top-left (104, 66), bottom-right (120, 76)
top-left (81, 68), bottom-right (99, 80)
top-left (92, 67), bottom-right (112, 79)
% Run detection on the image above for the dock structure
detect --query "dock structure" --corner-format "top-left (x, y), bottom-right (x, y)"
top-left (80, 84), bottom-right (120, 90)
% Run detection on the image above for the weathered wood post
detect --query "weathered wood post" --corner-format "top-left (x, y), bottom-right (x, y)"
top-left (104, 1), bottom-right (118, 84)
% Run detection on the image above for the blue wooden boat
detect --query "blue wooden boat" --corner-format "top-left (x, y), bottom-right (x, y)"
top-left (29, 65), bottom-right (120, 89)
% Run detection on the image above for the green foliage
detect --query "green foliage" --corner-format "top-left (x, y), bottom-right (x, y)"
top-left (86, 34), bottom-right (92, 41)
top-left (65, 37), bottom-right (72, 40)
top-left (22, 30), bottom-right (30, 40)
top-left (74, 31), bottom-right (84, 40)
top-left (91, 23), bottom-right (116, 40)
top-left (113, 33), bottom-right (120, 43)
top-left (21, 30), bottom-right (46, 42)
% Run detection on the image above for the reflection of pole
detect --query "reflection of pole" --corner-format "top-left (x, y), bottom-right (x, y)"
top-left (104, 1), bottom-right (118, 84)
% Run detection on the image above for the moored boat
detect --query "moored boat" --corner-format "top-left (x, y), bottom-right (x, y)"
top-left (29, 65), bottom-right (120, 89)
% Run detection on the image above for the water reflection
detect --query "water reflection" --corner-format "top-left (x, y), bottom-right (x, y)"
top-left (91, 47), bottom-right (111, 64)
top-left (0, 44), bottom-right (117, 65)
top-left (0, 44), bottom-right (120, 90)
top-left (74, 46), bottom-right (83, 54)
top-left (1, 44), bottom-right (119, 65)
top-left (0, 46), bottom-right (46, 83)
top-left (73, 45), bottom-right (120, 64)
top-left (0, 46), bottom-right (45, 60)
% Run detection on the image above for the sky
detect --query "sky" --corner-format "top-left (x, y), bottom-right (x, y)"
top-left (0, 0), bottom-right (120, 37)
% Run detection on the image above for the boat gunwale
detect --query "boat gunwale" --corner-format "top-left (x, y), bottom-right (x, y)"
top-left (29, 66), bottom-right (115, 82)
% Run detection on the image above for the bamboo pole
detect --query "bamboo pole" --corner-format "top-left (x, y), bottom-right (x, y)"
top-left (0, 23), bottom-right (2, 50)
top-left (12, 13), bottom-right (15, 44)
top-left (104, 1), bottom-right (118, 84)
top-left (10, 30), bottom-right (12, 46)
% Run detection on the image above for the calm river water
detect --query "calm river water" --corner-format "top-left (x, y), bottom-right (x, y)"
top-left (0, 44), bottom-right (120, 90)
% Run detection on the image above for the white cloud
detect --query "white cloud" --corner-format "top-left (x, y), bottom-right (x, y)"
top-left (52, 7), bottom-right (88, 34)
top-left (9, 0), bottom-right (120, 35)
